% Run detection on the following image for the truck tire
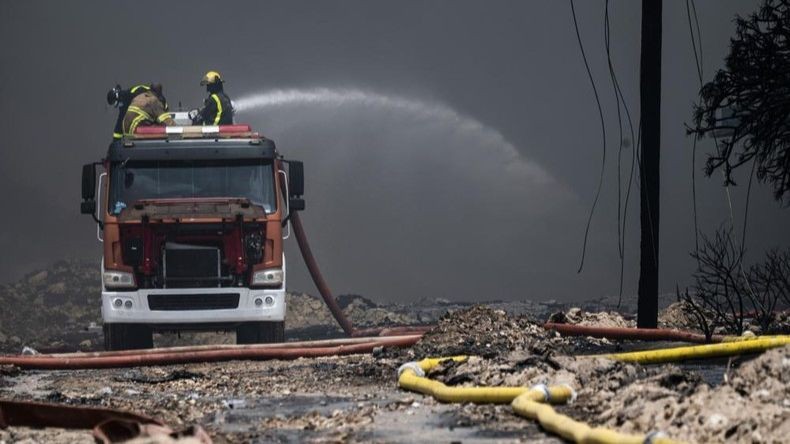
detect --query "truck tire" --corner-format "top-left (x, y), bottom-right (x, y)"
top-left (236, 321), bottom-right (285, 344)
top-left (103, 323), bottom-right (154, 351)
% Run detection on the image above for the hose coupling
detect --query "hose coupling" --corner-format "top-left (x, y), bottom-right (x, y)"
top-left (644, 431), bottom-right (668, 444)
top-left (530, 383), bottom-right (551, 402)
top-left (398, 362), bottom-right (425, 378)
top-left (560, 383), bottom-right (578, 403)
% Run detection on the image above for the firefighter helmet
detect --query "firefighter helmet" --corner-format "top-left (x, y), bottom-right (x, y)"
top-left (200, 71), bottom-right (224, 86)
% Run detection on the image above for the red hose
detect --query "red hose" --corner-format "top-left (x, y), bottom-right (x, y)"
top-left (543, 323), bottom-right (722, 343)
top-left (351, 326), bottom-right (435, 337)
top-left (0, 336), bottom-right (420, 370)
top-left (291, 211), bottom-right (356, 336)
top-left (43, 335), bottom-right (419, 359)
top-left (0, 399), bottom-right (162, 429)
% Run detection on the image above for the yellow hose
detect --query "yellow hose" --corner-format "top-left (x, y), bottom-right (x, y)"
top-left (398, 357), bottom-right (532, 403)
top-left (511, 392), bottom-right (682, 444)
top-left (399, 337), bottom-right (789, 441)
top-left (398, 357), bottom-right (685, 443)
top-left (415, 356), bottom-right (468, 372)
top-left (598, 335), bottom-right (790, 364)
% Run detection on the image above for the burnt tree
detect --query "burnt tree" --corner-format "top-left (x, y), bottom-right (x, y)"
top-left (690, 0), bottom-right (790, 204)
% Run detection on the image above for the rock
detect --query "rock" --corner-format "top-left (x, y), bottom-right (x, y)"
top-left (27, 271), bottom-right (48, 285)
top-left (372, 346), bottom-right (384, 358)
top-left (658, 301), bottom-right (708, 332)
top-left (79, 339), bottom-right (92, 350)
top-left (549, 307), bottom-right (634, 328)
top-left (21, 346), bottom-right (39, 355)
top-left (46, 282), bottom-right (67, 295)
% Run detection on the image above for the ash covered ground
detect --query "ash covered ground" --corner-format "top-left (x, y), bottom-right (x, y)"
top-left (0, 261), bottom-right (788, 443)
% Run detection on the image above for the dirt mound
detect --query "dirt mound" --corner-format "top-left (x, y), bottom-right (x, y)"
top-left (592, 345), bottom-right (790, 443)
top-left (425, 327), bottom-right (789, 444)
top-left (409, 305), bottom-right (788, 443)
top-left (0, 259), bottom-right (101, 353)
top-left (547, 307), bottom-right (635, 328)
top-left (729, 344), bottom-right (789, 407)
top-left (658, 301), bottom-right (705, 331)
top-left (410, 305), bottom-right (565, 359)
top-left (285, 293), bottom-right (419, 334)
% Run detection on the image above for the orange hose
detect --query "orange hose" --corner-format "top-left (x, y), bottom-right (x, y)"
top-left (0, 336), bottom-right (420, 369)
top-left (42, 335), bottom-right (420, 358)
top-left (543, 323), bottom-right (721, 343)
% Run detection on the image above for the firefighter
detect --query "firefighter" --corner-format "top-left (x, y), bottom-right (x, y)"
top-left (190, 70), bottom-right (234, 125)
top-left (107, 83), bottom-right (153, 139)
top-left (121, 84), bottom-right (175, 136)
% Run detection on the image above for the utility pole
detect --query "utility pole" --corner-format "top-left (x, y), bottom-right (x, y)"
top-left (637, 0), bottom-right (662, 328)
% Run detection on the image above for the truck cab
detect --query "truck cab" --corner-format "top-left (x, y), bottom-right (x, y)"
top-left (81, 120), bottom-right (304, 350)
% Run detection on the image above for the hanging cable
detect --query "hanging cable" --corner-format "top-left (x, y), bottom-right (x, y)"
top-left (571, 0), bottom-right (608, 274)
top-left (741, 160), bottom-right (757, 252)
top-left (686, 0), bottom-right (704, 264)
top-left (604, 0), bottom-right (625, 298)
top-left (604, 0), bottom-right (638, 307)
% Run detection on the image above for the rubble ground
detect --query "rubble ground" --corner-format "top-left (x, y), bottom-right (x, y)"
top-left (419, 307), bottom-right (790, 444)
top-left (1, 263), bottom-right (786, 443)
top-left (2, 306), bottom-right (787, 443)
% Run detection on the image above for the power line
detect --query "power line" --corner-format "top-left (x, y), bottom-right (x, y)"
top-left (686, 0), bottom-right (703, 264)
top-left (570, 0), bottom-right (608, 274)
top-left (605, 0), bottom-right (639, 307)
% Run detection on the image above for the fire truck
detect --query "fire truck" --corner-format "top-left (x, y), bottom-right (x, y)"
top-left (81, 115), bottom-right (304, 350)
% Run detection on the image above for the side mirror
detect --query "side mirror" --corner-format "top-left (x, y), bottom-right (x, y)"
top-left (289, 197), bottom-right (305, 212)
top-left (288, 161), bottom-right (304, 197)
top-left (82, 164), bottom-right (96, 201)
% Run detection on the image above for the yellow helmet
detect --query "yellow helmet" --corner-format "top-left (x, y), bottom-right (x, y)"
top-left (200, 70), bottom-right (224, 86)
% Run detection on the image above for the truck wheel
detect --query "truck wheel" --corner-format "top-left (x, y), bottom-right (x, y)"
top-left (103, 323), bottom-right (154, 351)
top-left (236, 321), bottom-right (285, 344)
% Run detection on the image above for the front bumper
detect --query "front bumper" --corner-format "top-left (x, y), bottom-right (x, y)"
top-left (101, 287), bottom-right (286, 325)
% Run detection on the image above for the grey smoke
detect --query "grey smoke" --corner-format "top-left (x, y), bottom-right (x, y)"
top-left (235, 87), bottom-right (581, 302)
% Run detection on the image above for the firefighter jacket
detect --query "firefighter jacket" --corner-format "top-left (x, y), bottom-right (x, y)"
top-left (122, 91), bottom-right (175, 136)
top-left (113, 84), bottom-right (152, 139)
top-left (196, 91), bottom-right (234, 125)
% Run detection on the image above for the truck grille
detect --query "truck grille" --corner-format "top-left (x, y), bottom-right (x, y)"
top-left (147, 293), bottom-right (240, 311)
top-left (163, 242), bottom-right (221, 288)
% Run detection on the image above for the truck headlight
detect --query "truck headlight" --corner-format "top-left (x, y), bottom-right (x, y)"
top-left (103, 270), bottom-right (136, 289)
top-left (251, 268), bottom-right (283, 288)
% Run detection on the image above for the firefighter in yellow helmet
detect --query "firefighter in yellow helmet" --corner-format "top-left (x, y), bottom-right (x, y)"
top-left (121, 84), bottom-right (175, 136)
top-left (190, 71), bottom-right (234, 125)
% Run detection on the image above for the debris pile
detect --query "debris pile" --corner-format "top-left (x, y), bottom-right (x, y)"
top-left (410, 305), bottom-right (568, 359)
top-left (0, 260), bottom-right (101, 353)
top-left (286, 293), bottom-right (418, 335)
top-left (416, 306), bottom-right (790, 444)
top-left (592, 345), bottom-right (790, 443)
top-left (657, 301), bottom-right (705, 331)
top-left (547, 307), bottom-right (635, 328)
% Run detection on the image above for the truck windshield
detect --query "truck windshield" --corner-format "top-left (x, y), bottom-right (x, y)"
top-left (108, 159), bottom-right (277, 214)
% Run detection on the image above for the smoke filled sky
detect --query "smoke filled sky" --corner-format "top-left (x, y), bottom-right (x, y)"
top-left (0, 1), bottom-right (787, 303)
